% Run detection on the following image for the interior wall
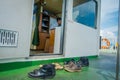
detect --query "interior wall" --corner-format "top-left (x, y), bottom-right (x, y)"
top-left (0, 0), bottom-right (33, 59)
top-left (63, 0), bottom-right (101, 57)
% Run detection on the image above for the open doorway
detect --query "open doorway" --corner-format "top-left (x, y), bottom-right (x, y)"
top-left (30, 0), bottom-right (65, 56)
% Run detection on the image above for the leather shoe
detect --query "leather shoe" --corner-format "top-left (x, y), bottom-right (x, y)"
top-left (28, 64), bottom-right (56, 79)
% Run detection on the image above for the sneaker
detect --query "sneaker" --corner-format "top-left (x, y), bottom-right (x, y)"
top-left (79, 57), bottom-right (89, 67)
top-left (64, 61), bottom-right (75, 68)
top-left (64, 61), bottom-right (81, 72)
top-left (64, 58), bottom-right (75, 65)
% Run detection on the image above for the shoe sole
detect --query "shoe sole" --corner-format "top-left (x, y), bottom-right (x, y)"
top-left (28, 74), bottom-right (55, 79)
top-left (28, 72), bottom-right (55, 79)
top-left (64, 67), bottom-right (81, 72)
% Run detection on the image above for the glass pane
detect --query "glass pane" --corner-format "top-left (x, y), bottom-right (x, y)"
top-left (73, 1), bottom-right (97, 28)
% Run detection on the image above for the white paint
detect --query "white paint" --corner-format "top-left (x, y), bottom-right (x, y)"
top-left (63, 0), bottom-right (101, 57)
top-left (0, 0), bottom-right (101, 61)
top-left (54, 27), bottom-right (61, 54)
top-left (0, 0), bottom-right (34, 59)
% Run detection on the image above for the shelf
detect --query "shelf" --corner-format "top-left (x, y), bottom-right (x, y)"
top-left (42, 19), bottom-right (49, 22)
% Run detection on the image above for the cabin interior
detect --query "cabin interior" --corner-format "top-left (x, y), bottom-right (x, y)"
top-left (30, 0), bottom-right (63, 55)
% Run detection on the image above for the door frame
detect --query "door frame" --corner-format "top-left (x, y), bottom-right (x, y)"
top-left (116, 1), bottom-right (120, 79)
top-left (30, 0), bottom-right (67, 56)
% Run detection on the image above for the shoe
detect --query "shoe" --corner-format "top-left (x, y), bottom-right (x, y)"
top-left (79, 57), bottom-right (89, 67)
top-left (64, 58), bottom-right (75, 65)
top-left (52, 63), bottom-right (63, 70)
top-left (28, 64), bottom-right (56, 79)
top-left (39, 64), bottom-right (43, 68)
top-left (64, 61), bottom-right (81, 72)
top-left (64, 60), bottom-right (75, 68)
top-left (39, 63), bottom-right (63, 70)
top-left (28, 68), bottom-right (46, 78)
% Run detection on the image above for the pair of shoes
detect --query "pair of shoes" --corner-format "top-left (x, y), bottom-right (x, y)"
top-left (64, 59), bottom-right (81, 72)
top-left (28, 64), bottom-right (56, 79)
top-left (39, 63), bottom-right (63, 70)
top-left (79, 57), bottom-right (89, 67)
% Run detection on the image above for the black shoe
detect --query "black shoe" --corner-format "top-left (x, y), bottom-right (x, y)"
top-left (79, 57), bottom-right (89, 67)
top-left (28, 64), bottom-right (56, 79)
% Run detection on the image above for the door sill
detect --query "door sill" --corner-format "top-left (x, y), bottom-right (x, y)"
top-left (0, 55), bottom-right (64, 64)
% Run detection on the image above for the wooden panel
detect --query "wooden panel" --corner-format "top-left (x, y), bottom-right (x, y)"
top-left (44, 38), bottom-right (50, 52)
top-left (37, 32), bottom-right (49, 50)
top-left (49, 29), bottom-right (55, 53)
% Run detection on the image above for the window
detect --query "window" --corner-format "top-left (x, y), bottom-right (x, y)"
top-left (73, 0), bottom-right (97, 29)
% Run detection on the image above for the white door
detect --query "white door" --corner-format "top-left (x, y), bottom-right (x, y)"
top-left (0, 0), bottom-right (33, 59)
top-left (64, 0), bottom-right (101, 57)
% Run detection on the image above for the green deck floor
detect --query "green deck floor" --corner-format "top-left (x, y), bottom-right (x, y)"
top-left (0, 53), bottom-right (119, 80)
top-left (0, 65), bottom-right (116, 80)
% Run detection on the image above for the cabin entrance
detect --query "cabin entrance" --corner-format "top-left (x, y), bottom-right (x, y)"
top-left (30, 0), bottom-right (65, 56)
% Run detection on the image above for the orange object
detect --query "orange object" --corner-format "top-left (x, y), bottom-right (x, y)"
top-left (101, 38), bottom-right (110, 49)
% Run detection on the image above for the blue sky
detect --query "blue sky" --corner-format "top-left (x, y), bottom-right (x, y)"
top-left (100, 0), bottom-right (119, 41)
